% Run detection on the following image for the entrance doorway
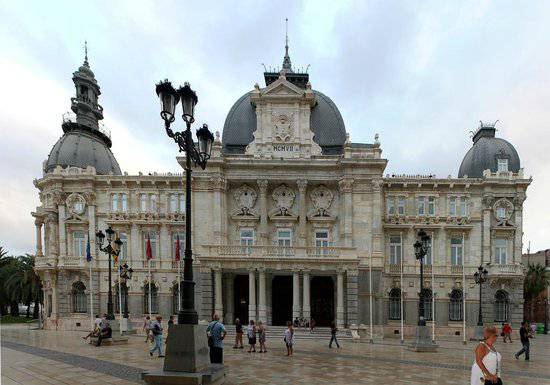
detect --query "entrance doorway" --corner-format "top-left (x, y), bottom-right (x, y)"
top-left (271, 276), bottom-right (293, 325)
top-left (233, 275), bottom-right (249, 324)
top-left (310, 276), bottom-right (335, 327)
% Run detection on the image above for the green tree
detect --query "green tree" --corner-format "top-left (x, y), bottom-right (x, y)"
top-left (524, 263), bottom-right (550, 321)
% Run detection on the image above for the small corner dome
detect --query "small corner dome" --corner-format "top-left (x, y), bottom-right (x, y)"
top-left (45, 129), bottom-right (121, 175)
top-left (458, 125), bottom-right (520, 178)
top-left (221, 90), bottom-right (346, 154)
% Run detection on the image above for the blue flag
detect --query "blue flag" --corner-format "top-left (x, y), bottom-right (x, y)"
top-left (86, 237), bottom-right (92, 262)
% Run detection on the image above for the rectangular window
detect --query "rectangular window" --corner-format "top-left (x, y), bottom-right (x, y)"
top-left (73, 231), bottom-right (85, 257)
top-left (151, 194), bottom-right (158, 212)
top-left (451, 237), bottom-right (463, 266)
top-left (315, 230), bottom-right (330, 255)
top-left (240, 229), bottom-right (254, 254)
top-left (120, 193), bottom-right (127, 212)
top-left (424, 236), bottom-right (433, 265)
top-left (172, 232), bottom-right (185, 258)
top-left (417, 196), bottom-right (425, 215)
top-left (460, 197), bottom-right (467, 216)
top-left (140, 194), bottom-right (147, 212)
top-left (449, 197), bottom-right (457, 216)
top-left (111, 194), bottom-right (118, 212)
top-left (277, 229), bottom-right (292, 247)
top-left (497, 159), bottom-right (509, 172)
top-left (387, 197), bottom-right (395, 215)
top-left (389, 235), bottom-right (402, 265)
top-left (179, 194), bottom-right (185, 213)
top-left (170, 194), bottom-right (178, 213)
top-left (119, 232), bottom-right (128, 262)
top-left (494, 238), bottom-right (507, 265)
top-left (428, 197), bottom-right (435, 216)
top-left (144, 232), bottom-right (157, 259)
top-left (397, 196), bottom-right (405, 215)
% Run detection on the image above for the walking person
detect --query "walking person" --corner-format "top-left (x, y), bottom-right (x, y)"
top-left (515, 321), bottom-right (532, 361)
top-left (309, 318), bottom-right (316, 334)
top-left (258, 321), bottom-right (267, 353)
top-left (502, 323), bottom-right (512, 343)
top-left (233, 318), bottom-right (244, 349)
top-left (329, 321), bottom-right (340, 348)
top-left (149, 316), bottom-right (165, 357)
top-left (206, 314), bottom-right (227, 364)
top-left (247, 320), bottom-right (257, 353)
top-left (470, 326), bottom-right (502, 385)
top-left (143, 315), bottom-right (152, 343)
top-left (284, 321), bottom-right (294, 356)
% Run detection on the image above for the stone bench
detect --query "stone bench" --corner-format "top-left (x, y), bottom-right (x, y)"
top-left (89, 336), bottom-right (129, 346)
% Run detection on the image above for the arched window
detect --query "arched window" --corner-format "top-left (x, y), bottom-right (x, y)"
top-left (114, 283), bottom-right (128, 314)
top-left (144, 284), bottom-right (158, 314)
top-left (172, 282), bottom-right (183, 314)
top-left (449, 289), bottom-right (463, 321)
top-left (72, 281), bottom-right (87, 313)
top-left (420, 288), bottom-right (433, 321)
top-left (494, 290), bottom-right (509, 322)
top-left (389, 288), bottom-right (401, 320)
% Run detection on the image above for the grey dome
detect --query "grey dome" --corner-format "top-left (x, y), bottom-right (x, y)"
top-left (222, 90), bottom-right (346, 154)
top-left (458, 128), bottom-right (520, 178)
top-left (45, 128), bottom-right (121, 175)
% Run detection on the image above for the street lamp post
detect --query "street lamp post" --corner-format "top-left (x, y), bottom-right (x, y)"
top-left (142, 80), bottom-right (222, 383)
top-left (409, 229), bottom-right (438, 352)
top-left (95, 226), bottom-right (122, 320)
top-left (119, 263), bottom-right (133, 319)
top-left (155, 80), bottom-right (213, 325)
top-left (473, 265), bottom-right (488, 340)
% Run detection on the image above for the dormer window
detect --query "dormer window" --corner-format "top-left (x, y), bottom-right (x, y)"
top-left (497, 158), bottom-right (509, 172)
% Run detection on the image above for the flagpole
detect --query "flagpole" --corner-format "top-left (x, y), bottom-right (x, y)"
top-left (118, 264), bottom-right (123, 335)
top-left (89, 257), bottom-right (94, 330)
top-left (148, 259), bottom-right (152, 318)
top-left (369, 251), bottom-right (373, 343)
top-left (462, 233), bottom-right (466, 345)
top-left (431, 232), bottom-right (435, 343)
top-left (400, 231), bottom-right (404, 344)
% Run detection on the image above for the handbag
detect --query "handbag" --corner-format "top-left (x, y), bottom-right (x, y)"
top-left (484, 379), bottom-right (502, 385)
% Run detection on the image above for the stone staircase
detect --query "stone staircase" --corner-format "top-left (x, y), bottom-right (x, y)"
top-left (223, 325), bottom-right (353, 340)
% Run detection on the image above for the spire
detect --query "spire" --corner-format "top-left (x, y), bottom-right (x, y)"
top-left (83, 40), bottom-right (89, 67)
top-left (282, 18), bottom-right (293, 72)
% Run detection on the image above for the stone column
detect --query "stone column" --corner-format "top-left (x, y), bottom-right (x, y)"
top-left (257, 180), bottom-right (268, 244)
top-left (87, 201), bottom-right (96, 264)
top-left (297, 179), bottom-right (308, 246)
top-left (51, 273), bottom-right (58, 318)
top-left (292, 270), bottom-right (301, 319)
top-left (481, 195), bottom-right (494, 264)
top-left (302, 271), bottom-right (310, 319)
top-left (248, 269), bottom-right (256, 321)
top-left (214, 269), bottom-right (223, 320)
top-left (339, 179), bottom-right (354, 247)
top-left (35, 219), bottom-right (43, 256)
top-left (337, 270), bottom-right (345, 327)
top-left (58, 204), bottom-right (67, 258)
top-left (225, 273), bottom-right (234, 323)
top-left (258, 269), bottom-right (267, 322)
top-left (371, 180), bottom-right (383, 258)
top-left (160, 223), bottom-right (169, 268)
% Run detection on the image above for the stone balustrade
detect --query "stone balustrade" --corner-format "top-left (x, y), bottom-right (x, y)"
top-left (486, 263), bottom-right (523, 276)
top-left (205, 244), bottom-right (356, 259)
top-left (385, 263), bottom-right (477, 276)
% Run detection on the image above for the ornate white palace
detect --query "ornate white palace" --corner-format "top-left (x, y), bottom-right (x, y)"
top-left (33, 45), bottom-right (530, 338)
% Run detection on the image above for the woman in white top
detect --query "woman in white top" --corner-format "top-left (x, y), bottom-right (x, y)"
top-left (284, 321), bottom-right (295, 356)
top-left (471, 326), bottom-right (502, 385)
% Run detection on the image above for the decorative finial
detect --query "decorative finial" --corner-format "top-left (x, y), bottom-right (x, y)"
top-left (285, 18), bottom-right (289, 57)
top-left (282, 18), bottom-right (292, 72)
top-left (83, 40), bottom-right (89, 67)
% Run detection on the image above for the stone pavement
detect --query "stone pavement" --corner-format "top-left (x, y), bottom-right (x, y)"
top-left (1, 324), bottom-right (549, 385)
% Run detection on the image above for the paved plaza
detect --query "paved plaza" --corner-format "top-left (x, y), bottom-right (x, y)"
top-left (1, 324), bottom-right (549, 385)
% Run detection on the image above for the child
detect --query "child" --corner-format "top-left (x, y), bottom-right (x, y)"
top-left (258, 321), bottom-right (267, 353)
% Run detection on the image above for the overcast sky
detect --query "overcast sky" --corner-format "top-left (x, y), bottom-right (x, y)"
top-left (1, 0), bottom-right (549, 256)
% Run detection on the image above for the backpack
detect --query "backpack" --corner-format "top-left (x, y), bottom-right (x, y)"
top-left (207, 321), bottom-right (218, 347)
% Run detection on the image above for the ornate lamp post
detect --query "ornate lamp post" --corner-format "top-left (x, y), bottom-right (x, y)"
top-left (472, 265), bottom-right (489, 340)
top-left (95, 226), bottom-right (122, 320)
top-left (155, 80), bottom-right (214, 324)
top-left (143, 80), bottom-right (222, 384)
top-left (409, 229), bottom-right (438, 352)
top-left (119, 263), bottom-right (133, 319)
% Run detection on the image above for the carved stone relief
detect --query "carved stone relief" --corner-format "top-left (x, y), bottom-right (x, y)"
top-left (308, 185), bottom-right (334, 217)
top-left (493, 198), bottom-right (514, 226)
top-left (272, 112), bottom-right (294, 142)
top-left (232, 185), bottom-right (258, 216)
top-left (270, 184), bottom-right (295, 216)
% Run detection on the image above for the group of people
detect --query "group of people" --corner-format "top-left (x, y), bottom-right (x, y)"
top-left (142, 315), bottom-right (174, 358)
top-left (292, 317), bottom-right (316, 332)
top-left (470, 321), bottom-right (537, 385)
top-left (82, 314), bottom-right (112, 346)
top-left (207, 315), bottom-right (342, 363)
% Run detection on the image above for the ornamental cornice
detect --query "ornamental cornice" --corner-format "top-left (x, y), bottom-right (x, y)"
top-left (338, 178), bottom-right (354, 193)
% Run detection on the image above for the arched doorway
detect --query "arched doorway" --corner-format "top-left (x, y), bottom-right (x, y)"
top-left (310, 276), bottom-right (334, 326)
top-left (234, 275), bottom-right (249, 324)
top-left (272, 276), bottom-right (293, 325)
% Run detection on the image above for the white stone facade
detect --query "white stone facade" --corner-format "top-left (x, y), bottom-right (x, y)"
top-left (33, 66), bottom-right (530, 338)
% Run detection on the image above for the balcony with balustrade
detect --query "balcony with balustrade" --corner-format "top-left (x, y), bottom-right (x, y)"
top-left (204, 244), bottom-right (356, 261)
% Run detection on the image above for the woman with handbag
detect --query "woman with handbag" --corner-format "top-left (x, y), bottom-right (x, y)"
top-left (471, 326), bottom-right (502, 385)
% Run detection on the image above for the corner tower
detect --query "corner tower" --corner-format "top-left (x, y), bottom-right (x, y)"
top-left (44, 43), bottom-right (121, 175)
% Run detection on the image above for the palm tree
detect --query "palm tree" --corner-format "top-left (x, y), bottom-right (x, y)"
top-left (524, 263), bottom-right (550, 322)
top-left (4, 254), bottom-right (42, 318)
